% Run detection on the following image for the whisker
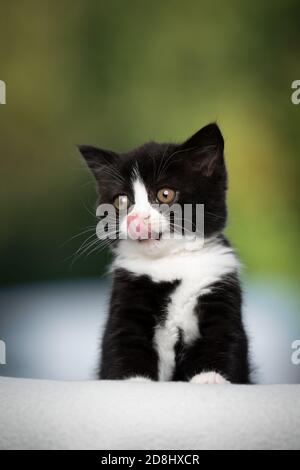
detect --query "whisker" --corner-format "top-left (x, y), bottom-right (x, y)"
top-left (149, 152), bottom-right (158, 185)
top-left (82, 202), bottom-right (98, 219)
top-left (205, 211), bottom-right (226, 220)
top-left (158, 146), bottom-right (198, 180)
top-left (96, 165), bottom-right (126, 185)
top-left (69, 232), bottom-right (117, 266)
top-left (61, 226), bottom-right (97, 248)
top-left (170, 222), bottom-right (196, 237)
top-left (68, 234), bottom-right (98, 263)
top-left (84, 238), bottom-right (116, 258)
top-left (156, 144), bottom-right (170, 181)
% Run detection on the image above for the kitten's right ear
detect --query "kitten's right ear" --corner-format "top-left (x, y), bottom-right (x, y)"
top-left (181, 123), bottom-right (225, 177)
top-left (78, 145), bottom-right (118, 176)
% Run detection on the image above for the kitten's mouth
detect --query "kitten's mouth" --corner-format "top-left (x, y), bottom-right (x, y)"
top-left (138, 232), bottom-right (162, 243)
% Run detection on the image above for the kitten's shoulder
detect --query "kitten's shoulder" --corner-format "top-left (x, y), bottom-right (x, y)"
top-left (215, 233), bottom-right (232, 248)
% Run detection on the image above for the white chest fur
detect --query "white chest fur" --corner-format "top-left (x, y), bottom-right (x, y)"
top-left (154, 278), bottom-right (205, 380)
top-left (113, 239), bottom-right (240, 381)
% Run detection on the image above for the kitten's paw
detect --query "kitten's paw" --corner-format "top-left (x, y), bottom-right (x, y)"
top-left (125, 376), bottom-right (152, 382)
top-left (190, 371), bottom-right (230, 385)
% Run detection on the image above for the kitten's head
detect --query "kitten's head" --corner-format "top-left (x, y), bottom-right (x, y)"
top-left (79, 123), bottom-right (227, 257)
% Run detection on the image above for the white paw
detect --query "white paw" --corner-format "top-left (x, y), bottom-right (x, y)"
top-left (190, 371), bottom-right (230, 385)
top-left (125, 376), bottom-right (152, 382)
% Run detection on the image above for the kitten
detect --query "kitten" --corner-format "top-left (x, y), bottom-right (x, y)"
top-left (79, 123), bottom-right (250, 384)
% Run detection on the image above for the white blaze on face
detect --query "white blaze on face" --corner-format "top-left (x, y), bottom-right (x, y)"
top-left (119, 169), bottom-right (168, 240)
top-left (132, 178), bottom-right (151, 217)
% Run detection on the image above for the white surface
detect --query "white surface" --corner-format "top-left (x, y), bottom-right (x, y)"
top-left (0, 377), bottom-right (299, 450)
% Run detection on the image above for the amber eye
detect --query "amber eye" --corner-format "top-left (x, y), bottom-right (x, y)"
top-left (156, 188), bottom-right (176, 204)
top-left (113, 194), bottom-right (129, 211)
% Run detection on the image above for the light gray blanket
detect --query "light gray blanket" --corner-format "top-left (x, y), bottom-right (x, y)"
top-left (0, 377), bottom-right (299, 450)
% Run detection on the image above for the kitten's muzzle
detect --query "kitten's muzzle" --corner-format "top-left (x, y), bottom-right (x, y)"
top-left (126, 213), bottom-right (159, 240)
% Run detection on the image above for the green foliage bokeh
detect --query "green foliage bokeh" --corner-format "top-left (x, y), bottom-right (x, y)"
top-left (0, 0), bottom-right (299, 285)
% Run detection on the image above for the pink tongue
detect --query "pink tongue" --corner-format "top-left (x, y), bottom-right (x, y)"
top-left (127, 219), bottom-right (150, 240)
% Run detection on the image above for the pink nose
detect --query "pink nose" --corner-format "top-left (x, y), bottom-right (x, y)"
top-left (127, 214), bottom-right (138, 228)
top-left (127, 214), bottom-right (150, 239)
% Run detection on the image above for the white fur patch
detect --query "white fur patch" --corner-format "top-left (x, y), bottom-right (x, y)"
top-left (154, 281), bottom-right (203, 381)
top-left (190, 371), bottom-right (230, 384)
top-left (113, 237), bottom-right (239, 284)
top-left (125, 376), bottom-right (152, 382)
top-left (119, 171), bottom-right (169, 240)
top-left (132, 177), bottom-right (151, 215)
top-left (113, 237), bottom-right (240, 382)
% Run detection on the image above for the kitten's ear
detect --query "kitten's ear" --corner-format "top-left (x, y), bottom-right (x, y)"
top-left (182, 123), bottom-right (224, 177)
top-left (78, 145), bottom-right (118, 177)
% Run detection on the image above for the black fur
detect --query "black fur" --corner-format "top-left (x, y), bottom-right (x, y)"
top-left (101, 269), bottom-right (179, 380)
top-left (79, 123), bottom-right (250, 383)
top-left (173, 272), bottom-right (249, 383)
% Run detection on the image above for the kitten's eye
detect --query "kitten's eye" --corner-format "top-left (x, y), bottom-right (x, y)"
top-left (113, 194), bottom-right (129, 211)
top-left (156, 188), bottom-right (176, 204)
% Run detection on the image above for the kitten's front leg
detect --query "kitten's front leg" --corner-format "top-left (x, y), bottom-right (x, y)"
top-left (99, 269), bottom-right (173, 381)
top-left (100, 313), bottom-right (159, 380)
top-left (175, 276), bottom-right (250, 384)
top-left (100, 326), bottom-right (158, 381)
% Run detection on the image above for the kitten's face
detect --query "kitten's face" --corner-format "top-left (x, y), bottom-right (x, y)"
top-left (79, 123), bottom-right (227, 257)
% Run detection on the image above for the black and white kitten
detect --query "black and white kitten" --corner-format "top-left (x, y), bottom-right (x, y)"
top-left (79, 123), bottom-right (250, 384)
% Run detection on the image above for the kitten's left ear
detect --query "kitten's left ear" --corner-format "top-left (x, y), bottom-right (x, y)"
top-left (78, 144), bottom-right (118, 178)
top-left (182, 123), bottom-right (225, 177)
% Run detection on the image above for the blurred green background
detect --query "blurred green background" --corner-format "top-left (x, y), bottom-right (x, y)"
top-left (0, 0), bottom-right (299, 287)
